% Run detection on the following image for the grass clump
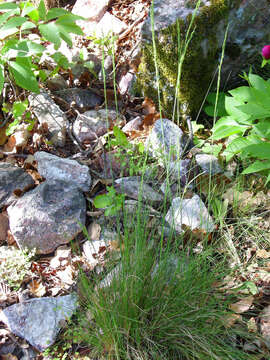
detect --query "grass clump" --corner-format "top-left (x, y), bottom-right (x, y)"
top-left (69, 208), bottom-right (254, 360)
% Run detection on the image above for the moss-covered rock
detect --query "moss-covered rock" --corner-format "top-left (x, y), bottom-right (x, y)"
top-left (134, 0), bottom-right (270, 122)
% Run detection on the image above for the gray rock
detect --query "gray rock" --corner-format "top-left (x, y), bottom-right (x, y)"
top-left (28, 91), bottom-right (66, 147)
top-left (0, 294), bottom-right (78, 351)
top-left (7, 181), bottom-right (86, 254)
top-left (34, 151), bottom-right (91, 192)
top-left (46, 74), bottom-right (68, 91)
top-left (167, 159), bottom-right (192, 184)
top-left (115, 176), bottom-right (163, 203)
top-left (137, 0), bottom-right (270, 117)
top-left (73, 109), bottom-right (125, 142)
top-left (122, 116), bottom-right (142, 132)
top-left (54, 88), bottom-right (103, 112)
top-left (165, 194), bottom-right (215, 233)
top-left (145, 119), bottom-right (188, 163)
top-left (195, 154), bottom-right (223, 175)
top-left (0, 163), bottom-right (34, 208)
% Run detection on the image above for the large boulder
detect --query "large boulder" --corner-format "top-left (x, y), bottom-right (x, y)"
top-left (134, 0), bottom-right (270, 118)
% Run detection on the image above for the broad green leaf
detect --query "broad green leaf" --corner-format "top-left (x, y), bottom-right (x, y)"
top-left (55, 13), bottom-right (84, 22)
top-left (223, 137), bottom-right (250, 161)
top-left (201, 143), bottom-right (222, 157)
top-left (248, 73), bottom-right (268, 92)
top-left (113, 126), bottom-right (129, 147)
top-left (93, 194), bottom-right (112, 208)
top-left (21, 3), bottom-right (39, 21)
top-left (242, 143), bottom-right (270, 160)
top-left (12, 100), bottom-right (28, 118)
top-left (46, 8), bottom-right (70, 21)
top-left (51, 52), bottom-right (69, 69)
top-left (204, 92), bottom-right (227, 117)
top-left (39, 22), bottom-right (61, 48)
top-left (38, 0), bottom-right (47, 21)
top-left (228, 86), bottom-right (253, 102)
top-left (58, 29), bottom-right (72, 47)
top-left (242, 160), bottom-right (270, 174)
top-left (0, 3), bottom-right (19, 10)
top-left (0, 16), bottom-right (27, 31)
top-left (21, 21), bottom-right (36, 31)
top-left (225, 96), bottom-right (252, 124)
top-left (236, 103), bottom-right (270, 119)
top-left (9, 58), bottom-right (39, 93)
top-left (212, 116), bottom-right (248, 140)
top-left (253, 120), bottom-right (270, 140)
top-left (0, 61), bottom-right (4, 94)
top-left (0, 11), bottom-right (16, 27)
top-left (56, 22), bottom-right (84, 36)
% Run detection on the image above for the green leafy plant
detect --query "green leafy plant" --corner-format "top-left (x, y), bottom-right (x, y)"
top-left (210, 71), bottom-right (270, 184)
top-left (0, 0), bottom-right (84, 94)
top-left (93, 185), bottom-right (125, 216)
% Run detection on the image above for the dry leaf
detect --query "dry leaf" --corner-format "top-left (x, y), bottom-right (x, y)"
top-left (247, 317), bottom-right (257, 333)
top-left (223, 313), bottom-right (242, 328)
top-left (0, 212), bottom-right (9, 242)
top-left (1, 354), bottom-right (18, 360)
top-left (87, 222), bottom-right (101, 242)
top-left (28, 280), bottom-right (46, 297)
top-left (0, 123), bottom-right (8, 145)
top-left (230, 296), bottom-right (254, 314)
top-left (257, 249), bottom-right (270, 259)
top-left (3, 135), bottom-right (16, 153)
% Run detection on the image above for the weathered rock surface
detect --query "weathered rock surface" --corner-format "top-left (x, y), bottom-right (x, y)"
top-left (115, 176), bottom-right (163, 203)
top-left (0, 163), bottom-right (34, 208)
top-left (7, 181), bottom-right (86, 254)
top-left (145, 119), bottom-right (188, 163)
top-left (73, 109), bottom-right (125, 143)
top-left (34, 151), bottom-right (91, 192)
top-left (72, 0), bottom-right (110, 22)
top-left (28, 91), bottom-right (66, 147)
top-left (0, 294), bottom-right (78, 351)
top-left (136, 0), bottom-right (270, 117)
top-left (195, 154), bottom-right (223, 175)
top-left (165, 194), bottom-right (215, 233)
top-left (122, 116), bottom-right (143, 132)
top-left (54, 88), bottom-right (103, 111)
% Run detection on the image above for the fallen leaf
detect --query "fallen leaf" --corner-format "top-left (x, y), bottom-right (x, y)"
top-left (0, 212), bottom-right (9, 242)
top-left (230, 296), bottom-right (254, 314)
top-left (247, 317), bottom-right (257, 333)
top-left (87, 222), bottom-right (101, 242)
top-left (257, 249), bottom-right (270, 259)
top-left (0, 123), bottom-right (8, 145)
top-left (223, 313), bottom-right (242, 328)
top-left (28, 280), bottom-right (46, 297)
top-left (1, 354), bottom-right (18, 360)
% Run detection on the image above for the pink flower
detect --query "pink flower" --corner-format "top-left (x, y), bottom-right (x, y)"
top-left (262, 45), bottom-right (270, 60)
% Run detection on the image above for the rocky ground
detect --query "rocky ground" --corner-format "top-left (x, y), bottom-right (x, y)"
top-left (0, 0), bottom-right (270, 359)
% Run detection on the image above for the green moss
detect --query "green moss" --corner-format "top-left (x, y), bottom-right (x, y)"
top-left (135, 0), bottom-right (243, 122)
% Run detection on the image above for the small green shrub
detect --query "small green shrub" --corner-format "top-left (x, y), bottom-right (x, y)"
top-left (208, 71), bottom-right (270, 184)
top-left (0, 0), bottom-right (83, 94)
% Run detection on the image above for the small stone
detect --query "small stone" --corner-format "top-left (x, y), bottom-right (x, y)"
top-left (28, 91), bottom-right (66, 147)
top-left (165, 194), bottom-right (215, 233)
top-left (195, 154), bottom-right (223, 175)
top-left (7, 181), bottom-right (86, 254)
top-left (0, 294), bottom-right (78, 351)
top-left (115, 176), bottom-right (163, 203)
top-left (34, 151), bottom-right (91, 192)
top-left (145, 118), bottom-right (188, 164)
top-left (0, 163), bottom-right (35, 208)
top-left (54, 88), bottom-right (103, 112)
